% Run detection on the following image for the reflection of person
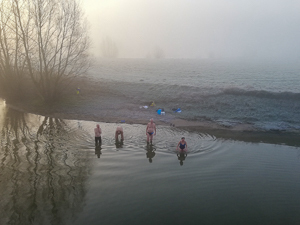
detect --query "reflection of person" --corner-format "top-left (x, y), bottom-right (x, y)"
top-left (146, 118), bottom-right (156, 143)
top-left (95, 146), bottom-right (102, 158)
top-left (115, 126), bottom-right (124, 141)
top-left (177, 152), bottom-right (187, 166)
top-left (146, 143), bottom-right (156, 163)
top-left (94, 124), bottom-right (102, 146)
top-left (176, 137), bottom-right (187, 151)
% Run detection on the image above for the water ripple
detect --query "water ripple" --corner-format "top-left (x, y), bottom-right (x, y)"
top-left (70, 121), bottom-right (223, 156)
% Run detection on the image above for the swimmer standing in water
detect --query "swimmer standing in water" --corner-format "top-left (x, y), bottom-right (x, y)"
top-left (146, 118), bottom-right (156, 143)
top-left (115, 126), bottom-right (124, 141)
top-left (94, 124), bottom-right (102, 146)
top-left (176, 137), bottom-right (187, 152)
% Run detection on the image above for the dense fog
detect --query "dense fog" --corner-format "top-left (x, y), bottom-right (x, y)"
top-left (83, 0), bottom-right (300, 62)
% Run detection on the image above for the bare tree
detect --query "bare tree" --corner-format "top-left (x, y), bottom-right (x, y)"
top-left (0, 0), bottom-right (90, 103)
top-left (101, 36), bottom-right (118, 58)
top-left (0, 0), bottom-right (28, 101)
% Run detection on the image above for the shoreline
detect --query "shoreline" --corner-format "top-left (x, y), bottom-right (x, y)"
top-left (3, 75), bottom-right (300, 147)
top-left (6, 101), bottom-right (300, 148)
top-left (3, 74), bottom-right (258, 131)
top-left (7, 100), bottom-right (258, 130)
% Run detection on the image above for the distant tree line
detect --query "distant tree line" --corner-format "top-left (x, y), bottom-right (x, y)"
top-left (0, 0), bottom-right (90, 103)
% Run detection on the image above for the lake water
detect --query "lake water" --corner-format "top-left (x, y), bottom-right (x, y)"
top-left (90, 58), bottom-right (300, 132)
top-left (1, 100), bottom-right (300, 225)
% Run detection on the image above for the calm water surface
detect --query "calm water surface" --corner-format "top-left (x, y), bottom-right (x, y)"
top-left (1, 102), bottom-right (300, 225)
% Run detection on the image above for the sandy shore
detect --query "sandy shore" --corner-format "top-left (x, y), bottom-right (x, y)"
top-left (5, 75), bottom-right (300, 146)
top-left (6, 75), bottom-right (256, 130)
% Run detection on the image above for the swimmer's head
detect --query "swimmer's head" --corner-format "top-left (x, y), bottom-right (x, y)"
top-left (181, 137), bottom-right (185, 140)
top-left (96, 124), bottom-right (100, 128)
top-left (150, 118), bottom-right (154, 123)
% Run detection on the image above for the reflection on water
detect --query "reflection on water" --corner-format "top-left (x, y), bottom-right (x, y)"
top-left (0, 103), bottom-right (91, 225)
top-left (0, 100), bottom-right (222, 224)
top-left (2, 99), bottom-right (300, 225)
top-left (95, 146), bottom-right (102, 158)
top-left (177, 152), bottom-right (187, 166)
top-left (146, 143), bottom-right (156, 163)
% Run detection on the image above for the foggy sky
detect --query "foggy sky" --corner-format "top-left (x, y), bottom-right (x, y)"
top-left (83, 0), bottom-right (300, 61)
